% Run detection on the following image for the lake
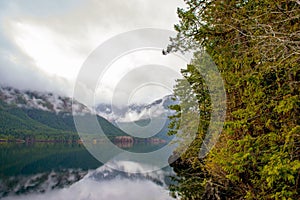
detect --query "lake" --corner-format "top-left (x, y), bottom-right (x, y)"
top-left (0, 143), bottom-right (175, 200)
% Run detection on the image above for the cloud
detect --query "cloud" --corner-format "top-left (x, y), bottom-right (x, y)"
top-left (94, 50), bottom-right (185, 106)
top-left (0, 32), bottom-right (73, 96)
top-left (0, 0), bottom-right (186, 104)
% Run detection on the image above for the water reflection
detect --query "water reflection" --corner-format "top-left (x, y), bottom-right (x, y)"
top-left (0, 143), bottom-right (175, 200)
top-left (0, 143), bottom-right (101, 177)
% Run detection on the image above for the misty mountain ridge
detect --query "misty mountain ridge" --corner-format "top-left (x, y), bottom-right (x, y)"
top-left (0, 86), bottom-right (178, 122)
top-left (0, 86), bottom-right (91, 115)
top-left (95, 94), bottom-right (178, 123)
top-left (0, 86), bottom-right (177, 141)
top-left (0, 86), bottom-right (128, 140)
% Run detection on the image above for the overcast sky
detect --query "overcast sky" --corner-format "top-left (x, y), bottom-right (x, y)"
top-left (0, 0), bottom-right (187, 105)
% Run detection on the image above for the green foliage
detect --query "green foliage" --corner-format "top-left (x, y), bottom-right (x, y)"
top-left (168, 0), bottom-right (300, 199)
top-left (0, 100), bottom-right (127, 141)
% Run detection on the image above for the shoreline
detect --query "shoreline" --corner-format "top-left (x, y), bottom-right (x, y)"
top-left (0, 138), bottom-right (167, 145)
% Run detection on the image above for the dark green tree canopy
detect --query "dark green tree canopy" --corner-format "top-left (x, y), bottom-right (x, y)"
top-left (168, 0), bottom-right (300, 199)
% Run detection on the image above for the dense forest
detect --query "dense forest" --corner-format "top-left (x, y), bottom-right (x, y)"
top-left (0, 100), bottom-right (127, 142)
top-left (167, 0), bottom-right (299, 199)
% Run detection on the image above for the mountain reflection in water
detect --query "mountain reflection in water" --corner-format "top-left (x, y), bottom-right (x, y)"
top-left (0, 143), bottom-right (174, 200)
top-left (2, 161), bottom-right (174, 200)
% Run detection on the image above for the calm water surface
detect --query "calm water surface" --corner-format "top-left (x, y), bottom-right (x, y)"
top-left (0, 143), bottom-right (174, 200)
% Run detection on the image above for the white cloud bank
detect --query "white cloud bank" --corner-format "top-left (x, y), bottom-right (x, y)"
top-left (0, 0), bottom-right (186, 105)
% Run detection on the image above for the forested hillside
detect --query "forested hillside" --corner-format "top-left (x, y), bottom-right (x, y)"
top-left (0, 99), bottom-right (127, 141)
top-left (167, 0), bottom-right (300, 199)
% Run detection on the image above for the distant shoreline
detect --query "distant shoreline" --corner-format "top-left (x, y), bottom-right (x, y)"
top-left (0, 137), bottom-right (167, 145)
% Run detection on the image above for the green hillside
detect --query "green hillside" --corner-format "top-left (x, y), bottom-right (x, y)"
top-left (0, 100), bottom-right (127, 141)
top-left (117, 117), bottom-right (173, 141)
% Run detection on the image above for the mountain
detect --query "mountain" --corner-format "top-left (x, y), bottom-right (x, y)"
top-left (0, 86), bottom-right (178, 142)
top-left (0, 87), bottom-right (90, 114)
top-left (95, 95), bottom-right (178, 123)
top-left (117, 117), bottom-right (173, 141)
top-left (0, 86), bottom-right (127, 141)
top-left (95, 95), bottom-right (178, 142)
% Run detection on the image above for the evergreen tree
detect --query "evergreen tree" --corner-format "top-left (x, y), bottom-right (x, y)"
top-left (168, 0), bottom-right (300, 199)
